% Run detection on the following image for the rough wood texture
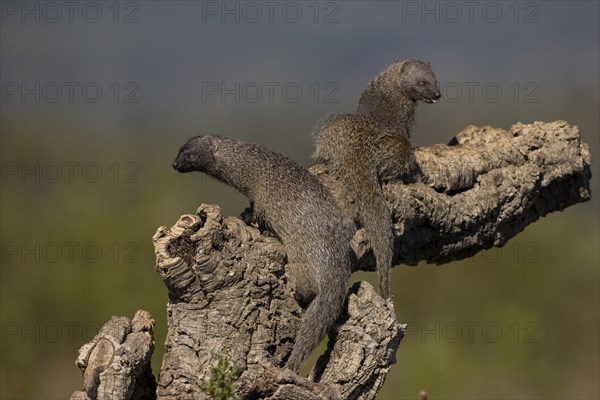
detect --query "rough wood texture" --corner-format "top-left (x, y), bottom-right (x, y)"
top-left (72, 121), bottom-right (590, 399)
top-left (312, 121), bottom-right (591, 269)
top-left (70, 310), bottom-right (156, 400)
top-left (151, 205), bottom-right (402, 400)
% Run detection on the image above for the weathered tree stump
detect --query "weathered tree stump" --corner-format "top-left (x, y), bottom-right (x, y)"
top-left (70, 310), bottom-right (156, 400)
top-left (72, 121), bottom-right (591, 400)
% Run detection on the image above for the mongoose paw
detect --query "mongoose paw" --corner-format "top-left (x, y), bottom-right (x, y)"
top-left (240, 207), bottom-right (254, 225)
top-left (386, 295), bottom-right (395, 310)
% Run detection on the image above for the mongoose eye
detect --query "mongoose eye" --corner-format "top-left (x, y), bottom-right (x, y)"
top-left (418, 81), bottom-right (426, 87)
top-left (188, 154), bottom-right (198, 161)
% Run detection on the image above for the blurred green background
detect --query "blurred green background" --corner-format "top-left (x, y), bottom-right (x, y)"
top-left (1, 1), bottom-right (598, 399)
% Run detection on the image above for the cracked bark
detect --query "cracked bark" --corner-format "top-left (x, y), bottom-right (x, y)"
top-left (70, 310), bottom-right (157, 400)
top-left (71, 120), bottom-right (591, 400)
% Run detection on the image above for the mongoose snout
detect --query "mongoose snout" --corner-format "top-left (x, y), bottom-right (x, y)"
top-left (423, 89), bottom-right (441, 103)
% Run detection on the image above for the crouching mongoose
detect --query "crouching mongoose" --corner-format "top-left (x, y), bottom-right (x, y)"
top-left (313, 59), bottom-right (441, 299)
top-left (173, 135), bottom-right (356, 372)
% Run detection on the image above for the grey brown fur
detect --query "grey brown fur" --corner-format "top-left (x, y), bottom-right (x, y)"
top-left (313, 59), bottom-right (440, 299)
top-left (172, 135), bottom-right (356, 372)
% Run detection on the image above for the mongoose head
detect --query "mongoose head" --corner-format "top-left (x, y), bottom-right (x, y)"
top-left (172, 135), bottom-right (216, 173)
top-left (391, 59), bottom-right (441, 103)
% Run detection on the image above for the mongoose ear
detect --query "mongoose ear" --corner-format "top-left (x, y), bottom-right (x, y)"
top-left (398, 60), bottom-right (410, 73)
top-left (210, 138), bottom-right (221, 153)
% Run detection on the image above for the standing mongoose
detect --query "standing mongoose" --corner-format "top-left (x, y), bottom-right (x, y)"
top-left (313, 59), bottom-right (441, 299)
top-left (172, 135), bottom-right (356, 372)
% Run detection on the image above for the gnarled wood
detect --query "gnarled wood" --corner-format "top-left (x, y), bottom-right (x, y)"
top-left (152, 204), bottom-right (402, 400)
top-left (72, 121), bottom-right (590, 399)
top-left (312, 121), bottom-right (591, 268)
top-left (70, 310), bottom-right (156, 400)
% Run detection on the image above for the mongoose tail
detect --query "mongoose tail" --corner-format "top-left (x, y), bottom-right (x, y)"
top-left (284, 261), bottom-right (350, 371)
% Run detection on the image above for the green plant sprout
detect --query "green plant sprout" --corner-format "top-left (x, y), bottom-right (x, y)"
top-left (200, 347), bottom-right (244, 400)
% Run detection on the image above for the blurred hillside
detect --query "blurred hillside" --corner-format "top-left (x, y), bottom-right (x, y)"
top-left (1, 1), bottom-right (598, 399)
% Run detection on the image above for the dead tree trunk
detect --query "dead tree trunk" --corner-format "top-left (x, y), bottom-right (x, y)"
top-left (72, 121), bottom-right (591, 400)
